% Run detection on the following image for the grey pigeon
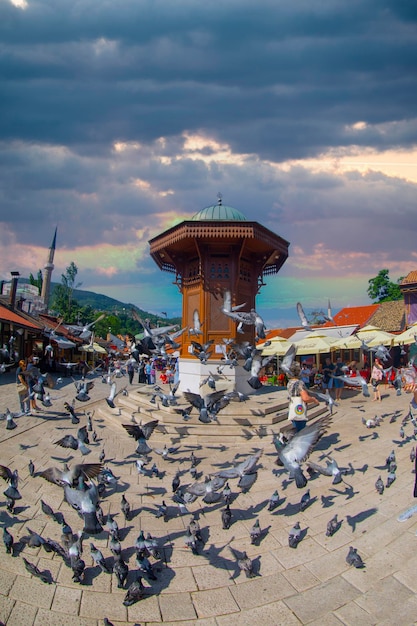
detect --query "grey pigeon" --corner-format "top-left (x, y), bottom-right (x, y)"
top-left (70, 555), bottom-right (86, 583)
top-left (121, 494), bottom-right (131, 521)
top-left (64, 480), bottom-right (103, 535)
top-left (346, 546), bottom-right (365, 568)
top-left (222, 504), bottom-right (232, 529)
top-left (3, 527), bottom-right (13, 554)
top-left (122, 420), bottom-right (159, 455)
top-left (275, 416), bottom-right (332, 488)
top-left (90, 543), bottom-right (111, 573)
top-left (113, 554), bottom-right (129, 588)
top-left (375, 475), bottom-right (384, 495)
top-left (39, 462), bottom-right (103, 487)
top-left (386, 471), bottom-right (396, 488)
top-left (288, 521), bottom-right (302, 548)
top-left (22, 557), bottom-right (52, 583)
top-left (299, 489), bottom-right (311, 512)
top-left (250, 519), bottom-right (262, 544)
top-left (123, 576), bottom-right (146, 606)
top-left (326, 514), bottom-right (340, 537)
top-left (268, 489), bottom-right (281, 511)
top-left (228, 546), bottom-right (255, 578)
top-left (28, 459), bottom-right (35, 477)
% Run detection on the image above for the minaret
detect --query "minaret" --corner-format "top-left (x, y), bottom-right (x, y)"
top-left (41, 227), bottom-right (57, 311)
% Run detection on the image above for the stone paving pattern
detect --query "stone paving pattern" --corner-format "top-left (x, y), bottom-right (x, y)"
top-left (1, 369), bottom-right (417, 625)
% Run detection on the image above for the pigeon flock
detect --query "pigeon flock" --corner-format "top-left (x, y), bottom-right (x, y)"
top-left (1, 312), bottom-right (417, 623)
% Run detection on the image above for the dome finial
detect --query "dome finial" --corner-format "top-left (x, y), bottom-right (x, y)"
top-left (217, 192), bottom-right (223, 206)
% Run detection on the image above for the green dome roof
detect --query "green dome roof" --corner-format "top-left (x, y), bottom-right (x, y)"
top-left (191, 203), bottom-right (247, 221)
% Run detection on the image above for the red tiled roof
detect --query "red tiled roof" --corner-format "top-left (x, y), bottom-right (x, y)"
top-left (332, 305), bottom-right (380, 328)
top-left (0, 304), bottom-right (41, 329)
top-left (401, 271), bottom-right (417, 285)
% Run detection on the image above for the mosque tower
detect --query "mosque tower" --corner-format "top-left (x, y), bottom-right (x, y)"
top-left (40, 227), bottom-right (57, 311)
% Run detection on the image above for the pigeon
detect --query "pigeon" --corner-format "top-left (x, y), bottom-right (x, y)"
top-left (64, 480), bottom-right (103, 535)
top-left (307, 457), bottom-right (343, 485)
top-left (64, 401), bottom-right (80, 424)
top-left (185, 475), bottom-right (226, 504)
top-left (105, 513), bottom-right (119, 540)
top-left (386, 471), bottom-right (396, 488)
top-left (250, 519), bottom-right (262, 544)
top-left (296, 302), bottom-right (312, 331)
top-left (90, 543), bottom-right (111, 573)
top-left (5, 409), bottom-right (17, 430)
top-left (247, 350), bottom-right (274, 389)
top-left (288, 521), bottom-right (302, 548)
top-left (188, 309), bottom-right (204, 337)
top-left (22, 557), bottom-right (52, 583)
top-left (123, 576), bottom-right (146, 606)
top-left (106, 381), bottom-right (124, 409)
top-left (3, 527), bottom-right (13, 554)
top-left (39, 462), bottom-right (103, 487)
top-left (109, 530), bottom-right (122, 557)
top-left (214, 450), bottom-right (262, 483)
top-left (113, 554), bottom-right (129, 588)
top-left (0, 464), bottom-right (21, 507)
top-left (299, 489), bottom-right (311, 512)
top-left (122, 420), bottom-right (159, 455)
top-left (221, 504), bottom-right (232, 529)
top-left (70, 555), bottom-right (86, 583)
top-left (183, 389), bottom-right (232, 423)
top-left (228, 546), bottom-right (255, 578)
top-left (136, 553), bottom-right (157, 580)
top-left (375, 475), bottom-right (384, 495)
top-left (188, 516), bottom-right (203, 542)
top-left (386, 450), bottom-right (396, 468)
top-left (279, 343), bottom-right (297, 378)
top-left (332, 374), bottom-right (370, 397)
top-left (153, 443), bottom-right (181, 460)
top-left (223, 482), bottom-right (232, 504)
top-left (190, 339), bottom-right (214, 364)
top-left (54, 427), bottom-right (91, 456)
top-left (326, 514), bottom-right (340, 537)
top-left (121, 494), bottom-right (131, 521)
top-left (346, 546), bottom-right (365, 568)
top-left (268, 489), bottom-right (281, 511)
top-left (28, 459), bottom-right (35, 477)
top-left (184, 527), bottom-right (199, 554)
top-left (274, 416), bottom-right (332, 488)
top-left (145, 533), bottom-right (160, 559)
top-left (156, 500), bottom-right (168, 521)
top-left (221, 301), bottom-right (266, 340)
top-left (172, 471), bottom-right (181, 493)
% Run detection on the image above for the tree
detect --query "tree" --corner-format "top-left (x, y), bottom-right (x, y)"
top-left (29, 270), bottom-right (43, 295)
top-left (367, 269), bottom-right (404, 302)
top-left (50, 262), bottom-right (82, 321)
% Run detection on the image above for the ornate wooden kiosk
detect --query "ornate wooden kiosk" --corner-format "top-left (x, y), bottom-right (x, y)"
top-left (149, 198), bottom-right (289, 392)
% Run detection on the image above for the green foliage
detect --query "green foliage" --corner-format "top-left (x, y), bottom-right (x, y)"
top-left (50, 261), bottom-right (82, 321)
top-left (367, 269), bottom-right (404, 302)
top-left (29, 270), bottom-right (43, 295)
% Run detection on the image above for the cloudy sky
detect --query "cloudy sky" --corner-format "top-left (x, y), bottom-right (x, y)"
top-left (1, 0), bottom-right (416, 327)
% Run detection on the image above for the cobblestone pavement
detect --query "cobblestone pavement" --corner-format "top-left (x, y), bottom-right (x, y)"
top-left (1, 369), bottom-right (417, 626)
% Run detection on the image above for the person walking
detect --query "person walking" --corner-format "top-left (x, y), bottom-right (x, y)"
top-left (287, 361), bottom-right (320, 431)
top-left (333, 356), bottom-right (346, 401)
top-left (371, 357), bottom-right (384, 402)
top-left (16, 359), bottom-right (30, 415)
top-left (26, 355), bottom-right (42, 412)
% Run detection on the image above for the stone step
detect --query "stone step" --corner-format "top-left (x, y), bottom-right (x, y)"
top-left (97, 390), bottom-right (330, 444)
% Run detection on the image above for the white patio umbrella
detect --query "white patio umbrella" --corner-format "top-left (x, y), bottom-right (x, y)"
top-left (355, 325), bottom-right (395, 348)
top-left (258, 335), bottom-right (293, 356)
top-left (293, 332), bottom-right (338, 367)
top-left (392, 323), bottom-right (417, 346)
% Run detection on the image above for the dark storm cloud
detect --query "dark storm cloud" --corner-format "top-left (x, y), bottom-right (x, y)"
top-left (1, 0), bottom-right (416, 160)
